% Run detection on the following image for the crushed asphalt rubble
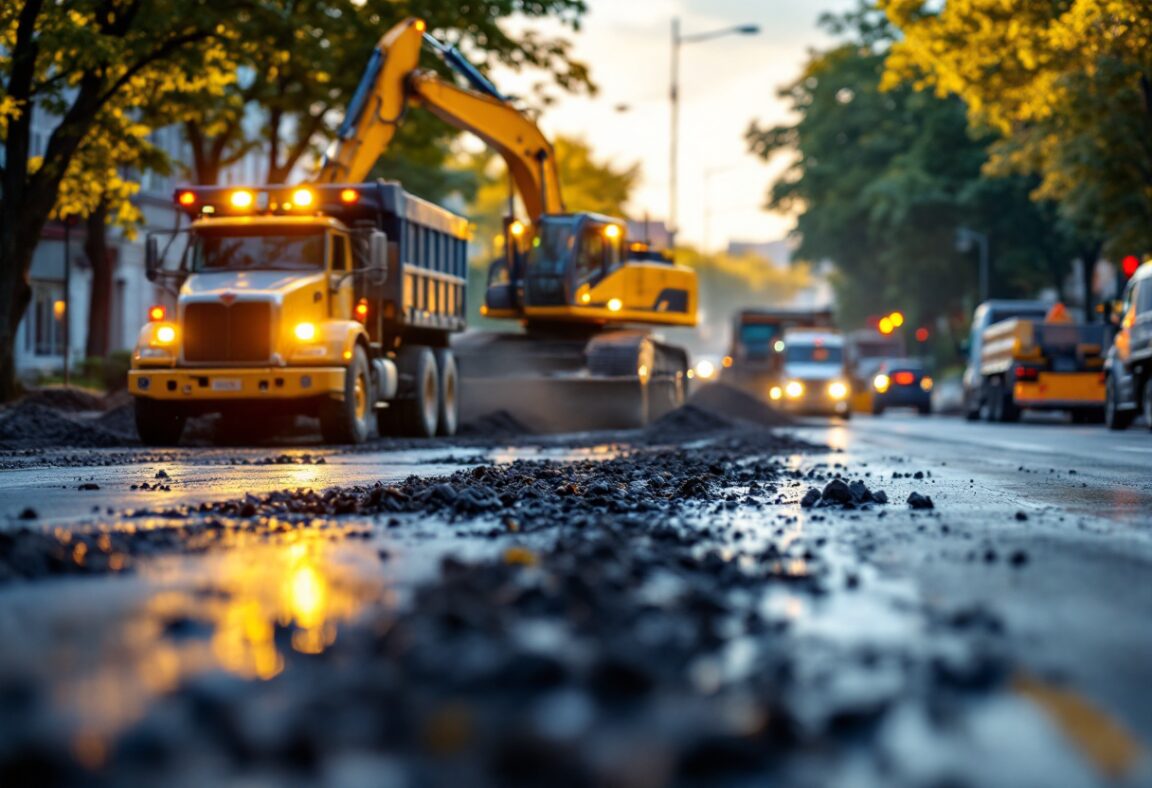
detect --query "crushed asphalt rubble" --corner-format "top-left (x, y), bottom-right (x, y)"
top-left (0, 385), bottom-right (1134, 787)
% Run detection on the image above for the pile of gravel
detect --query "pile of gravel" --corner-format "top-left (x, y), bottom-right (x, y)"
top-left (686, 382), bottom-right (793, 428)
top-left (20, 386), bottom-right (106, 413)
top-left (0, 401), bottom-right (131, 449)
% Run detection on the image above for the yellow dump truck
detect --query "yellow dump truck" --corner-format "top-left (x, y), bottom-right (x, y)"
top-left (977, 317), bottom-right (1106, 422)
top-left (130, 182), bottom-right (470, 445)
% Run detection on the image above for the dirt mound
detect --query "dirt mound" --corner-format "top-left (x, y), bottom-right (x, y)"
top-left (645, 383), bottom-right (793, 439)
top-left (686, 382), bottom-right (793, 428)
top-left (458, 409), bottom-right (532, 437)
top-left (646, 404), bottom-right (735, 437)
top-left (21, 386), bottom-right (106, 413)
top-left (94, 403), bottom-right (139, 439)
top-left (0, 401), bottom-right (132, 449)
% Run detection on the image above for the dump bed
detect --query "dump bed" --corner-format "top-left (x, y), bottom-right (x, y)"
top-left (980, 318), bottom-right (1106, 376)
top-left (352, 182), bottom-right (470, 336)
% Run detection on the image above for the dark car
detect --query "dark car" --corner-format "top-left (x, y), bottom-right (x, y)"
top-left (871, 359), bottom-right (932, 416)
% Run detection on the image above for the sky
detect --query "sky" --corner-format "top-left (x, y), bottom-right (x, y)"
top-left (492, 0), bottom-right (859, 252)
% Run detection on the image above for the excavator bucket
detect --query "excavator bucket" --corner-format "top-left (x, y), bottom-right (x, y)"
top-left (455, 331), bottom-right (686, 434)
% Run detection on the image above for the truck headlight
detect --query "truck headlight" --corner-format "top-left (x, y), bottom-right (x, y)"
top-left (769, 386), bottom-right (783, 401)
top-left (155, 324), bottom-right (177, 345)
top-left (785, 380), bottom-right (804, 399)
top-left (827, 380), bottom-right (849, 400)
top-left (294, 322), bottom-right (317, 341)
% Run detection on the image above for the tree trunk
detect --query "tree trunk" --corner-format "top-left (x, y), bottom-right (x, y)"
top-left (84, 203), bottom-right (112, 358)
top-left (0, 220), bottom-right (37, 401)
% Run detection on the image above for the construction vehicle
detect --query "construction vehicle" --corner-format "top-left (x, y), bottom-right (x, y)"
top-left (971, 306), bottom-right (1106, 423)
top-left (131, 182), bottom-right (469, 445)
top-left (320, 18), bottom-right (697, 431)
top-left (846, 329), bottom-right (905, 414)
top-left (723, 308), bottom-right (835, 400)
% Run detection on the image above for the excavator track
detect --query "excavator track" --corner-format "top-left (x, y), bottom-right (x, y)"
top-left (456, 329), bottom-right (688, 433)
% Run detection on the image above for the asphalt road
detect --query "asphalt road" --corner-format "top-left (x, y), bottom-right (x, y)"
top-left (2, 409), bottom-right (1150, 785)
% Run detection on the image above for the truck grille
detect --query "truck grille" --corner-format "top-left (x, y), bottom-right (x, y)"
top-left (183, 301), bottom-right (272, 363)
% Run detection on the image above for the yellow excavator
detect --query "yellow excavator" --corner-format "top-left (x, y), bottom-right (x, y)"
top-left (321, 18), bottom-right (698, 430)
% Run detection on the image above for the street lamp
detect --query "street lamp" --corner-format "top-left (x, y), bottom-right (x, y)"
top-left (956, 227), bottom-right (990, 303)
top-left (670, 17), bottom-right (760, 250)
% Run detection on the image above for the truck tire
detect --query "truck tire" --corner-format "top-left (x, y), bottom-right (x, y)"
top-left (999, 388), bottom-right (1021, 423)
top-left (378, 346), bottom-right (439, 438)
top-left (434, 348), bottom-right (458, 437)
top-left (320, 345), bottom-right (372, 444)
top-left (1105, 376), bottom-right (1134, 431)
top-left (135, 398), bottom-right (186, 446)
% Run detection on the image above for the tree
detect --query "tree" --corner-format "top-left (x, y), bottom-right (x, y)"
top-left (183, 0), bottom-right (593, 187)
top-left (880, 0), bottom-right (1152, 259)
top-left (0, 0), bottom-right (234, 398)
top-left (746, 5), bottom-right (1081, 337)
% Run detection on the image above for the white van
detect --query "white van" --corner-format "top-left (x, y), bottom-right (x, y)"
top-left (770, 329), bottom-right (851, 418)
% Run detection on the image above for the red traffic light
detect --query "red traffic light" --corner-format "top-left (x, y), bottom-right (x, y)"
top-left (915, 327), bottom-right (929, 342)
top-left (1122, 255), bottom-right (1141, 278)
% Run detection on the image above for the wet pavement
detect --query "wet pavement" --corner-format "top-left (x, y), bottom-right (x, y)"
top-left (1, 402), bottom-right (1150, 787)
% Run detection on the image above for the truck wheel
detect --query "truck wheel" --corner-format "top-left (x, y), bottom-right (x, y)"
top-left (434, 348), bottom-right (458, 437)
top-left (999, 388), bottom-right (1021, 423)
top-left (1105, 376), bottom-right (1134, 431)
top-left (135, 398), bottom-right (186, 446)
top-left (320, 345), bottom-right (372, 444)
top-left (379, 346), bottom-right (439, 438)
top-left (986, 381), bottom-right (1002, 422)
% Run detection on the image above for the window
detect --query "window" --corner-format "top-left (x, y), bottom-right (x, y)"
top-left (191, 227), bottom-right (325, 272)
top-left (785, 344), bottom-right (843, 364)
top-left (575, 224), bottom-right (605, 284)
top-left (331, 233), bottom-right (349, 272)
top-left (25, 282), bottom-right (65, 356)
top-left (1137, 281), bottom-right (1152, 314)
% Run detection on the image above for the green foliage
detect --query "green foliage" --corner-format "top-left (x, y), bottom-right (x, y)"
top-left (881, 0), bottom-right (1152, 257)
top-left (185, 0), bottom-right (593, 185)
top-left (746, 5), bottom-right (1081, 337)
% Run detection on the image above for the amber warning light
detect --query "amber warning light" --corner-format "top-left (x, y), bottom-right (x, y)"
top-left (148, 305), bottom-right (166, 322)
top-left (177, 191), bottom-right (196, 207)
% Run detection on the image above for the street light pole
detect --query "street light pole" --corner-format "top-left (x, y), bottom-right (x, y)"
top-left (669, 18), bottom-right (759, 253)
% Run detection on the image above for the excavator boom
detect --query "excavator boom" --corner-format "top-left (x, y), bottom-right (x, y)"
top-left (318, 18), bottom-right (564, 220)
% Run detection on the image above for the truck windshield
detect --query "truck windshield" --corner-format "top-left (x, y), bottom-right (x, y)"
top-left (739, 324), bottom-right (780, 358)
top-left (191, 228), bottom-right (326, 272)
top-left (526, 220), bottom-right (576, 276)
top-left (786, 344), bottom-right (843, 364)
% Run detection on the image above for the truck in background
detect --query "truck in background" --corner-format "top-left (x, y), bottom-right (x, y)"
top-left (962, 301), bottom-right (1051, 420)
top-left (723, 307), bottom-right (835, 400)
top-left (967, 301), bottom-right (1106, 423)
top-left (131, 182), bottom-right (469, 445)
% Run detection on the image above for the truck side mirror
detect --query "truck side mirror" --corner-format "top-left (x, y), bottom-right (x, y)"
top-left (145, 235), bottom-right (160, 282)
top-left (369, 231), bottom-right (389, 283)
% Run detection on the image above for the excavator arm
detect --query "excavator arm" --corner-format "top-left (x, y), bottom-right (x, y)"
top-left (317, 18), bottom-right (564, 221)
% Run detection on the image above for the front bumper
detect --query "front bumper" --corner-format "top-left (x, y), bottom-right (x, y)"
top-left (1013, 372), bottom-right (1104, 409)
top-left (129, 367), bottom-right (346, 401)
top-left (778, 382), bottom-right (851, 415)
